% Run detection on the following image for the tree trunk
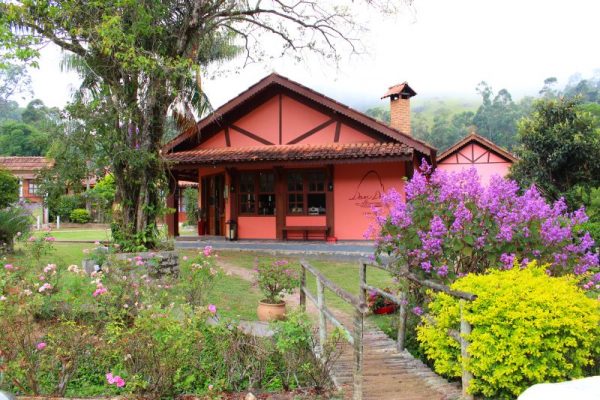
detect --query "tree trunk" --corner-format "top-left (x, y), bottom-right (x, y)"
top-left (111, 79), bottom-right (171, 250)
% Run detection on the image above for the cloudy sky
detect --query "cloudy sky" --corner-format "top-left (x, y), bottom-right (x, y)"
top-left (26, 0), bottom-right (600, 111)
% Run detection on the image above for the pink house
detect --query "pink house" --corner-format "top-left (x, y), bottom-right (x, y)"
top-left (436, 133), bottom-right (517, 184)
top-left (163, 73), bottom-right (436, 240)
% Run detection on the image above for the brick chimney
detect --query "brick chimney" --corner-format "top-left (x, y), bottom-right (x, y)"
top-left (381, 82), bottom-right (416, 135)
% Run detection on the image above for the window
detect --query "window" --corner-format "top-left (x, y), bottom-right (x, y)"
top-left (287, 170), bottom-right (327, 215)
top-left (28, 181), bottom-right (40, 196)
top-left (238, 171), bottom-right (276, 215)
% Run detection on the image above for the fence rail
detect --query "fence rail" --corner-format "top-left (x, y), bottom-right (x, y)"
top-left (360, 259), bottom-right (477, 400)
top-left (300, 260), bottom-right (367, 400)
top-left (300, 259), bottom-right (477, 400)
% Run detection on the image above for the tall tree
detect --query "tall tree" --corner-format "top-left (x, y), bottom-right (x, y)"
top-left (1, 0), bottom-right (388, 248)
top-left (472, 82), bottom-right (523, 150)
top-left (510, 97), bottom-right (600, 206)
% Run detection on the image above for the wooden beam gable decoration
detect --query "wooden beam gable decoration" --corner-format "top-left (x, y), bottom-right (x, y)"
top-left (163, 73), bottom-right (436, 161)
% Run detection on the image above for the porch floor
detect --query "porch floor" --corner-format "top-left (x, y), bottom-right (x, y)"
top-left (175, 237), bottom-right (375, 258)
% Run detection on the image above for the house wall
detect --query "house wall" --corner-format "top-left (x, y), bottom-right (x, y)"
top-left (193, 94), bottom-right (377, 149)
top-left (437, 143), bottom-right (512, 185)
top-left (333, 162), bottom-right (405, 240)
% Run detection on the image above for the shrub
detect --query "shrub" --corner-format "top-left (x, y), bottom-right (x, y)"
top-left (255, 259), bottom-right (299, 304)
top-left (179, 246), bottom-right (221, 306)
top-left (417, 262), bottom-right (600, 399)
top-left (0, 168), bottom-right (19, 208)
top-left (52, 194), bottom-right (84, 221)
top-left (69, 208), bottom-right (91, 224)
top-left (0, 206), bottom-right (31, 253)
top-left (370, 160), bottom-right (599, 290)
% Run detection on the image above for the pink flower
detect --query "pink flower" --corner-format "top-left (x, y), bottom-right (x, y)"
top-left (36, 342), bottom-right (47, 350)
top-left (28, 236), bottom-right (36, 242)
top-left (203, 246), bottom-right (213, 257)
top-left (94, 241), bottom-right (101, 245)
top-left (106, 372), bottom-right (125, 387)
top-left (43, 264), bottom-right (56, 273)
top-left (39, 275), bottom-right (45, 281)
top-left (208, 304), bottom-right (217, 314)
top-left (182, 256), bottom-right (188, 261)
top-left (45, 237), bottom-right (56, 242)
top-left (93, 286), bottom-right (108, 297)
top-left (135, 260), bottom-right (145, 266)
top-left (38, 283), bottom-right (52, 293)
top-left (4, 264), bottom-right (13, 270)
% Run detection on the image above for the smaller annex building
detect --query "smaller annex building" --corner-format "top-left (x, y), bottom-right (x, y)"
top-left (163, 73), bottom-right (436, 240)
top-left (436, 133), bottom-right (517, 184)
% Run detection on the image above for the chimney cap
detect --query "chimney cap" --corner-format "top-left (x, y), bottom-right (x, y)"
top-left (381, 82), bottom-right (417, 100)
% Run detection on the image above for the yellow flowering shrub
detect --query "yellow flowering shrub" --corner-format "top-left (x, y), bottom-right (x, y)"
top-left (417, 262), bottom-right (600, 399)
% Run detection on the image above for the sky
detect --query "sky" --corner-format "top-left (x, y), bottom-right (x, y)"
top-left (25, 0), bottom-right (600, 111)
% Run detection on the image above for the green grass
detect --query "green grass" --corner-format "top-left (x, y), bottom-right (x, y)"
top-left (33, 228), bottom-right (112, 241)
top-left (217, 251), bottom-right (395, 314)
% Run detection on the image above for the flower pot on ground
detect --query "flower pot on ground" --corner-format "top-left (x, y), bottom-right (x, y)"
top-left (368, 287), bottom-right (399, 315)
top-left (257, 300), bottom-right (287, 321)
top-left (255, 259), bottom-right (299, 321)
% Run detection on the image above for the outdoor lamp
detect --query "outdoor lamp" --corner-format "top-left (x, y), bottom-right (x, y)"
top-left (328, 182), bottom-right (333, 191)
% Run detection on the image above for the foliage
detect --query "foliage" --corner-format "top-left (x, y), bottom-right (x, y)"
top-left (87, 174), bottom-right (116, 222)
top-left (179, 246), bottom-right (221, 307)
top-left (0, 120), bottom-right (49, 156)
top-left (271, 310), bottom-right (341, 390)
top-left (69, 208), bottom-right (91, 224)
top-left (370, 161), bottom-right (600, 290)
top-left (255, 259), bottom-right (300, 304)
top-left (49, 194), bottom-right (85, 222)
top-left (510, 96), bottom-right (600, 208)
top-left (417, 263), bottom-right (600, 399)
top-left (0, 168), bottom-right (18, 208)
top-left (0, 244), bottom-right (333, 398)
top-left (182, 187), bottom-right (199, 225)
top-left (0, 207), bottom-right (31, 253)
top-left (1, 0), bottom-right (375, 249)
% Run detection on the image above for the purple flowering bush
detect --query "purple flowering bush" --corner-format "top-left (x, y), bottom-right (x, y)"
top-left (369, 161), bottom-right (599, 290)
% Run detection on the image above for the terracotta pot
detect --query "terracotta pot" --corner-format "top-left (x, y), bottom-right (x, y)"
top-left (257, 300), bottom-right (286, 321)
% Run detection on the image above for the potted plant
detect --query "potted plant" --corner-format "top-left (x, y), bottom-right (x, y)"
top-left (368, 288), bottom-right (398, 315)
top-left (255, 259), bottom-right (299, 321)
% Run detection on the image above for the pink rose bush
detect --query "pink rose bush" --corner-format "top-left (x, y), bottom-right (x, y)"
top-left (369, 161), bottom-right (599, 289)
top-left (106, 372), bottom-right (126, 388)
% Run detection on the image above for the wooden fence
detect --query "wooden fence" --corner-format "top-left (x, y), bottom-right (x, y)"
top-left (300, 260), bottom-right (368, 400)
top-left (300, 259), bottom-right (478, 400)
top-left (360, 260), bottom-right (477, 400)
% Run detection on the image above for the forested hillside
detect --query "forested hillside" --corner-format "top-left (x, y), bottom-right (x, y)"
top-left (365, 74), bottom-right (600, 151)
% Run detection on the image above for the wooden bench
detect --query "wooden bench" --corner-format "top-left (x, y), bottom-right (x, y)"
top-left (282, 226), bottom-right (329, 241)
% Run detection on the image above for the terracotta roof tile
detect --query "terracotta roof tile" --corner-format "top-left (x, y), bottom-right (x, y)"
top-left (165, 142), bottom-right (412, 166)
top-left (381, 82), bottom-right (417, 99)
top-left (0, 156), bottom-right (54, 171)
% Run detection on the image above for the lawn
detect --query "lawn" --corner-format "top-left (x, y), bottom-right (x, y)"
top-left (33, 228), bottom-right (112, 241)
top-left (216, 251), bottom-right (396, 314)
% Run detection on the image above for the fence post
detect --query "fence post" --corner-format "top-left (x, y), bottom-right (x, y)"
top-left (352, 307), bottom-right (364, 400)
top-left (358, 262), bottom-right (367, 306)
top-left (56, 215), bottom-right (60, 230)
top-left (397, 289), bottom-right (408, 352)
top-left (460, 300), bottom-right (474, 400)
top-left (316, 277), bottom-right (327, 354)
top-left (300, 263), bottom-right (306, 312)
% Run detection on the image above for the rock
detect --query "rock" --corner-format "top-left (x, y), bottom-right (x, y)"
top-left (244, 393), bottom-right (257, 400)
top-left (518, 376), bottom-right (600, 400)
top-left (0, 391), bottom-right (16, 400)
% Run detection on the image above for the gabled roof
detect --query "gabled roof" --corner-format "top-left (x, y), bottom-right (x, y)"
top-left (381, 82), bottom-right (417, 99)
top-left (0, 156), bottom-right (54, 171)
top-left (437, 133), bottom-right (517, 163)
top-left (163, 73), bottom-right (435, 158)
top-left (165, 142), bottom-right (413, 166)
